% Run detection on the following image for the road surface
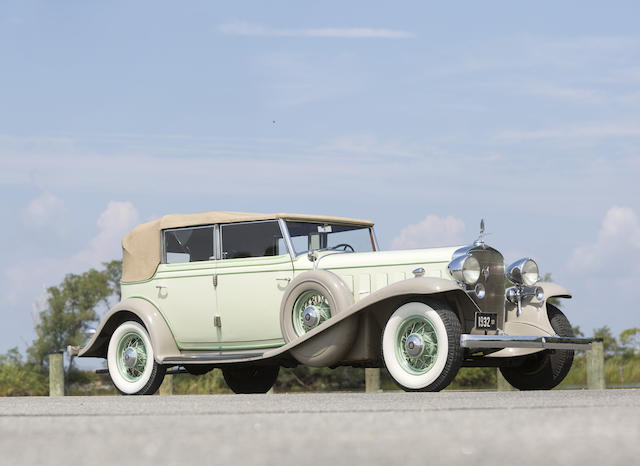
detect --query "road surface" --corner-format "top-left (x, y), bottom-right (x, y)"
top-left (1, 390), bottom-right (638, 465)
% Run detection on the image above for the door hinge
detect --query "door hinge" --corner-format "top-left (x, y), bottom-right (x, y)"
top-left (213, 315), bottom-right (222, 328)
top-left (212, 274), bottom-right (218, 287)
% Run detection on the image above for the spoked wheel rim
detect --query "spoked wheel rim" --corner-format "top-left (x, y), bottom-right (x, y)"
top-left (116, 332), bottom-right (148, 382)
top-left (395, 316), bottom-right (439, 375)
top-left (292, 290), bottom-right (331, 336)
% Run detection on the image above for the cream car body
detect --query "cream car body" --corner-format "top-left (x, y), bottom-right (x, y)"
top-left (77, 211), bottom-right (592, 394)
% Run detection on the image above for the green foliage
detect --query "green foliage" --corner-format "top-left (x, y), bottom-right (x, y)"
top-left (173, 370), bottom-right (231, 394)
top-left (619, 328), bottom-right (640, 355)
top-left (592, 326), bottom-right (618, 358)
top-left (449, 367), bottom-right (496, 389)
top-left (275, 366), bottom-right (365, 392)
top-left (0, 348), bottom-right (48, 396)
top-left (572, 325), bottom-right (584, 337)
top-left (28, 261), bottom-right (122, 368)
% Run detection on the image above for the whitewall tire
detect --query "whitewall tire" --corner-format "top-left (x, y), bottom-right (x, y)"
top-left (382, 302), bottom-right (462, 392)
top-left (107, 321), bottom-right (166, 395)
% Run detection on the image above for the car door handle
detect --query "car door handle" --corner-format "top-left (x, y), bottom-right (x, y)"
top-left (275, 278), bottom-right (291, 282)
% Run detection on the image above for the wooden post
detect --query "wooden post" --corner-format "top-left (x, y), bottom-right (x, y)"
top-left (496, 368), bottom-right (516, 391)
top-left (587, 340), bottom-right (605, 390)
top-left (365, 368), bottom-right (381, 392)
top-left (159, 374), bottom-right (174, 395)
top-left (49, 352), bottom-right (64, 396)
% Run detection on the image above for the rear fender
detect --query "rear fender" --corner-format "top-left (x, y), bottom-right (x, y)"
top-left (78, 297), bottom-right (179, 362)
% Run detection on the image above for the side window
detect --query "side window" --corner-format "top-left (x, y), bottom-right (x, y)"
top-left (163, 226), bottom-right (214, 264)
top-left (221, 221), bottom-right (285, 259)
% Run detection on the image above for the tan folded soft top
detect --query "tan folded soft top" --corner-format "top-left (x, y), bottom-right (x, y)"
top-left (121, 211), bottom-right (374, 283)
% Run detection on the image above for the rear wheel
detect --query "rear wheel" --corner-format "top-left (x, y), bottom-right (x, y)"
top-left (382, 302), bottom-right (462, 392)
top-left (107, 321), bottom-right (166, 395)
top-left (222, 365), bottom-right (280, 394)
top-left (500, 304), bottom-right (575, 390)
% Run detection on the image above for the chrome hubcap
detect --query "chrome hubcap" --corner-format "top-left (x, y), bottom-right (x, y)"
top-left (293, 291), bottom-right (331, 336)
top-left (123, 348), bottom-right (137, 368)
top-left (302, 306), bottom-right (320, 330)
top-left (405, 334), bottom-right (424, 358)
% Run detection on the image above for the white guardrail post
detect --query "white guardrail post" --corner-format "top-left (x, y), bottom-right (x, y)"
top-left (48, 351), bottom-right (64, 396)
top-left (587, 340), bottom-right (605, 390)
top-left (365, 368), bottom-right (381, 392)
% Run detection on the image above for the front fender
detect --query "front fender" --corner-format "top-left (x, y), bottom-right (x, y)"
top-left (78, 297), bottom-right (179, 362)
top-left (538, 281), bottom-right (572, 300)
top-left (501, 281), bottom-right (573, 357)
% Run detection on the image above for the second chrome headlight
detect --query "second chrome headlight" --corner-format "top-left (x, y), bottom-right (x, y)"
top-left (448, 254), bottom-right (481, 285)
top-left (506, 258), bottom-right (539, 286)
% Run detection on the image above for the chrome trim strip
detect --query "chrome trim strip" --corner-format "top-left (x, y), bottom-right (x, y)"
top-left (460, 334), bottom-right (593, 350)
top-left (162, 352), bottom-right (264, 363)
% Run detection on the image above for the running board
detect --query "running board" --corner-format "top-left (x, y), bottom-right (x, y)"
top-left (161, 352), bottom-right (264, 364)
top-left (460, 334), bottom-right (593, 350)
top-left (95, 366), bottom-right (189, 375)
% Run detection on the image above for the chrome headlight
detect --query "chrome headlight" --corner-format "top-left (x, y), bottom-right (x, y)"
top-left (506, 258), bottom-right (539, 286)
top-left (448, 254), bottom-right (481, 285)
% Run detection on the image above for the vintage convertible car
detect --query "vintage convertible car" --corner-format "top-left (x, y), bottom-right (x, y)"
top-left (75, 211), bottom-right (593, 394)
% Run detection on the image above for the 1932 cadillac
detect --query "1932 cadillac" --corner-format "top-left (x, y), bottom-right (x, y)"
top-left (74, 211), bottom-right (593, 394)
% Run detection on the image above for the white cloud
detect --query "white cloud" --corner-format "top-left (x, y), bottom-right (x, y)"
top-left (391, 215), bottom-right (465, 250)
top-left (496, 124), bottom-right (640, 142)
top-left (75, 201), bottom-right (140, 266)
top-left (4, 201), bottom-right (139, 306)
top-left (21, 190), bottom-right (67, 233)
top-left (217, 22), bottom-right (413, 39)
top-left (569, 206), bottom-right (640, 275)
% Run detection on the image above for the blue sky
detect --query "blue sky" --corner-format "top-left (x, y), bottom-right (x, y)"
top-left (1, 1), bottom-right (639, 353)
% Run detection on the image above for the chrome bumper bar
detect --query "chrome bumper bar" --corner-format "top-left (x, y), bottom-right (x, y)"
top-left (460, 334), bottom-right (593, 350)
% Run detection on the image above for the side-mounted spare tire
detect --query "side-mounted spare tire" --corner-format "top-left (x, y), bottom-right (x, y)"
top-left (280, 270), bottom-right (357, 367)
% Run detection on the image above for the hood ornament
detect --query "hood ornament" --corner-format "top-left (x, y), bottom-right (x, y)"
top-left (475, 218), bottom-right (487, 248)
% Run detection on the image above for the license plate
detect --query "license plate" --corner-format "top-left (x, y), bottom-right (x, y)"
top-left (475, 312), bottom-right (497, 331)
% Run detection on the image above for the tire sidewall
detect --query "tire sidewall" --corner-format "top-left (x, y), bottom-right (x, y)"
top-left (382, 302), bottom-right (450, 390)
top-left (107, 321), bottom-right (155, 395)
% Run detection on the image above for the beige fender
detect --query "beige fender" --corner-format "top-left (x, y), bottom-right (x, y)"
top-left (280, 270), bottom-right (357, 367)
top-left (493, 281), bottom-right (572, 358)
top-left (279, 274), bottom-right (479, 365)
top-left (78, 297), bottom-right (179, 362)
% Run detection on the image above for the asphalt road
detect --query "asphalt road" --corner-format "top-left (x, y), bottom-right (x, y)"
top-left (1, 390), bottom-right (638, 466)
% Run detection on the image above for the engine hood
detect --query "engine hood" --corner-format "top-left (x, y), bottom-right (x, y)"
top-left (296, 246), bottom-right (463, 271)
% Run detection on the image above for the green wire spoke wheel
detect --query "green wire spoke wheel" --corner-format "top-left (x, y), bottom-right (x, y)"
top-left (116, 332), bottom-right (149, 382)
top-left (395, 316), bottom-right (439, 375)
top-left (292, 290), bottom-right (332, 336)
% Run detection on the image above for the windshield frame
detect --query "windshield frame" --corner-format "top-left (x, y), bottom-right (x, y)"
top-left (279, 219), bottom-right (378, 259)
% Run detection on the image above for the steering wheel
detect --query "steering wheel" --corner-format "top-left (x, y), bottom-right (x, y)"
top-left (330, 243), bottom-right (355, 252)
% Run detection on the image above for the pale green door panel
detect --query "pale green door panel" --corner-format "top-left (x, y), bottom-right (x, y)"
top-left (215, 255), bottom-right (293, 345)
top-left (152, 263), bottom-right (219, 347)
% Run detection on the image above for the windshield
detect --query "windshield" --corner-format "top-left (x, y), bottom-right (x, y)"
top-left (284, 221), bottom-right (376, 255)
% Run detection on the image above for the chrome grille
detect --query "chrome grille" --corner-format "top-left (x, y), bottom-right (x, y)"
top-left (467, 246), bottom-right (505, 330)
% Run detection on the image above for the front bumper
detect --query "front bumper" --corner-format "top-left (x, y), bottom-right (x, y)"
top-left (460, 334), bottom-right (593, 351)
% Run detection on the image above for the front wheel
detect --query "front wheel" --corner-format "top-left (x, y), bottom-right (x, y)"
top-left (107, 321), bottom-right (166, 395)
top-left (499, 304), bottom-right (575, 390)
top-left (222, 365), bottom-right (280, 394)
top-left (382, 302), bottom-right (462, 392)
